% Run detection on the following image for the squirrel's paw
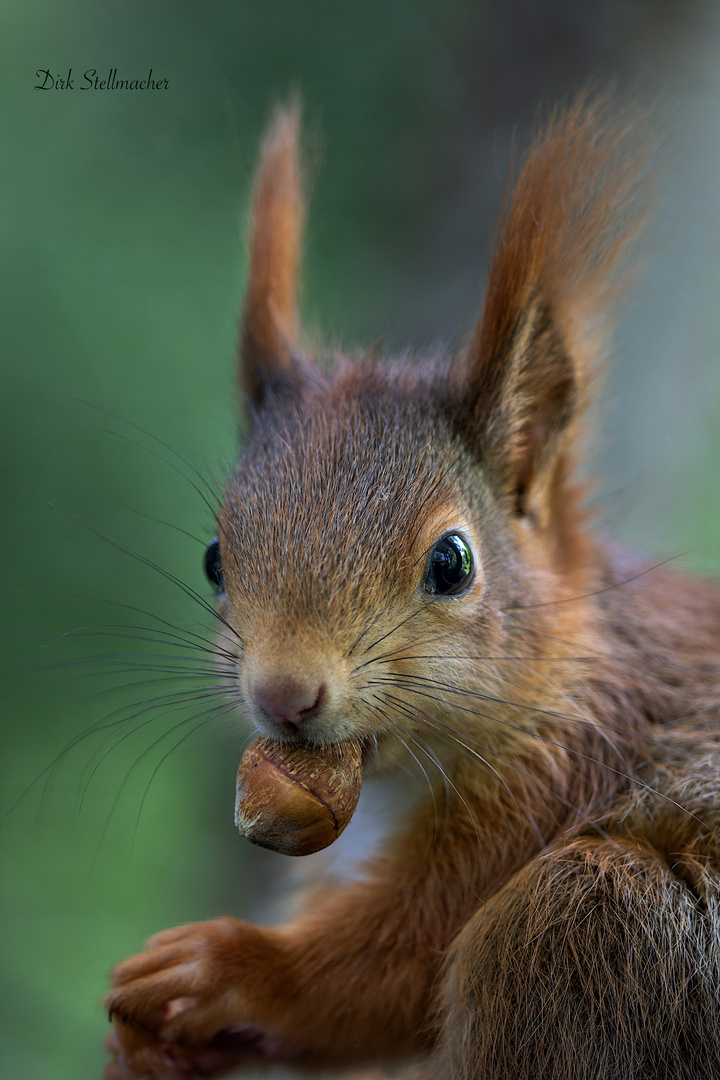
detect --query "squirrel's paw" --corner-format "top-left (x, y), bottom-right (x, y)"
top-left (105, 917), bottom-right (291, 1077)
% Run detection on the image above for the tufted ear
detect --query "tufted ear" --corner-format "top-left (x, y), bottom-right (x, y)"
top-left (464, 294), bottom-right (578, 524)
top-left (454, 93), bottom-right (649, 526)
top-left (240, 102), bottom-right (311, 412)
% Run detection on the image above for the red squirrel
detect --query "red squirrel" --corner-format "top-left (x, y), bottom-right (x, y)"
top-left (104, 95), bottom-right (720, 1080)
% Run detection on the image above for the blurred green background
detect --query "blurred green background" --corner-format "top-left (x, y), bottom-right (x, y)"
top-left (1, 1), bottom-right (720, 1077)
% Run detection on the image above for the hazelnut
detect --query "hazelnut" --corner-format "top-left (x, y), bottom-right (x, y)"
top-left (235, 738), bottom-right (363, 856)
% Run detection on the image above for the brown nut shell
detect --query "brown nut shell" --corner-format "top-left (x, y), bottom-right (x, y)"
top-left (235, 738), bottom-right (363, 857)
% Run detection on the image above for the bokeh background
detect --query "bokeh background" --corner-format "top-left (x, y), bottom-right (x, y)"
top-left (2, 2), bottom-right (720, 1077)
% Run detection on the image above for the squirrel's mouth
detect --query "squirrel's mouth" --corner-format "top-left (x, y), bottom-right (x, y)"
top-left (256, 729), bottom-right (382, 770)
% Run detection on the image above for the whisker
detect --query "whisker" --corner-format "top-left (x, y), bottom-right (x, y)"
top-left (365, 672), bottom-right (648, 741)
top-left (75, 397), bottom-right (221, 516)
top-left (77, 685), bottom-right (239, 814)
top-left (378, 681), bottom-right (707, 827)
top-left (379, 689), bottom-right (544, 846)
top-left (375, 653), bottom-right (602, 664)
top-left (347, 610), bottom-right (385, 658)
top-left (513, 658), bottom-right (628, 767)
top-left (120, 504), bottom-right (208, 547)
top-left (4, 658), bottom-right (236, 830)
top-left (370, 693), bottom-right (488, 859)
top-left (129, 699), bottom-right (242, 854)
top-left (100, 425), bottom-right (219, 520)
top-left (367, 699), bottom-right (441, 833)
top-left (501, 555), bottom-right (685, 611)
top-left (359, 605), bottom-right (429, 658)
top-left (46, 504), bottom-right (243, 646)
top-left (61, 607), bottom-right (238, 662)
top-left (48, 656), bottom-right (235, 681)
top-left (74, 670), bottom-right (236, 703)
top-left (352, 623), bottom-right (463, 674)
top-left (63, 625), bottom-right (237, 664)
top-left (89, 698), bottom-right (238, 870)
top-left (385, 689), bottom-right (609, 833)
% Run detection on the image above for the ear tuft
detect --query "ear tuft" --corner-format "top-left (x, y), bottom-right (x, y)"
top-left (456, 90), bottom-right (653, 524)
top-left (241, 101), bottom-right (308, 411)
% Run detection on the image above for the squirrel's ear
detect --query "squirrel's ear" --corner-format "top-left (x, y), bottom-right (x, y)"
top-left (454, 93), bottom-right (648, 522)
top-left (462, 296), bottom-right (577, 521)
top-left (240, 102), bottom-right (311, 411)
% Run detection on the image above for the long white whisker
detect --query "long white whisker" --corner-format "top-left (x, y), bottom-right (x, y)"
top-left (367, 699), bottom-right (441, 834)
top-left (379, 689), bottom-right (545, 845)
top-left (377, 680), bottom-right (706, 827)
top-left (370, 693), bottom-right (488, 859)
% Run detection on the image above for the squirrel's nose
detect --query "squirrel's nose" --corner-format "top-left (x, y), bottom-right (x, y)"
top-left (252, 676), bottom-right (326, 728)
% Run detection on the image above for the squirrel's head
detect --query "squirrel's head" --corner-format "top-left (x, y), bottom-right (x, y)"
top-left (210, 98), bottom-right (648, 775)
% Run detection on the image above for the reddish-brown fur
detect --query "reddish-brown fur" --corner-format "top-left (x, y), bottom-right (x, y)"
top-left (104, 96), bottom-right (720, 1080)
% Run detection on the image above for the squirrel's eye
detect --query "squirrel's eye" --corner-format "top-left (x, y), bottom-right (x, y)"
top-left (204, 537), bottom-right (224, 593)
top-left (423, 533), bottom-right (474, 596)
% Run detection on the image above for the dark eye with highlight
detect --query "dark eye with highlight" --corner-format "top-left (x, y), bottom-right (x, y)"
top-left (423, 533), bottom-right (474, 596)
top-left (204, 537), bottom-right (224, 593)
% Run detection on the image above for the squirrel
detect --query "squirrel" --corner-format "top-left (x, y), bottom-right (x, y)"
top-left (104, 93), bottom-right (720, 1080)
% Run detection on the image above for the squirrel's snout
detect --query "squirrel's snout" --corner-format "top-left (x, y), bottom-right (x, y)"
top-left (252, 676), bottom-right (326, 729)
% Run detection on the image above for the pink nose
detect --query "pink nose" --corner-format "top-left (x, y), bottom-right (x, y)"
top-left (253, 676), bottom-right (326, 728)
